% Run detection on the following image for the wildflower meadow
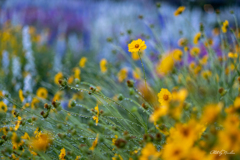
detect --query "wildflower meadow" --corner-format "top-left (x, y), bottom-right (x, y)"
top-left (0, 0), bottom-right (240, 159)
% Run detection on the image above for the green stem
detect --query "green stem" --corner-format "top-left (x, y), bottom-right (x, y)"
top-left (138, 51), bottom-right (147, 88)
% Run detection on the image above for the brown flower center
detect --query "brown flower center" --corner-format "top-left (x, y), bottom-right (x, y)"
top-left (163, 94), bottom-right (169, 101)
top-left (135, 44), bottom-right (139, 48)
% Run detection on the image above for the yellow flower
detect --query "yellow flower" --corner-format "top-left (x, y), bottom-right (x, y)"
top-left (193, 32), bottom-right (201, 45)
top-left (128, 39), bottom-right (147, 53)
top-left (79, 57), bottom-right (87, 68)
top-left (93, 104), bottom-right (99, 126)
top-left (131, 51), bottom-right (144, 60)
top-left (75, 156), bottom-right (81, 160)
top-left (59, 148), bottom-right (66, 160)
top-left (190, 47), bottom-right (200, 57)
top-left (118, 68), bottom-right (128, 82)
top-left (172, 49), bottom-right (183, 61)
top-left (12, 132), bottom-right (24, 150)
top-left (150, 106), bottom-right (168, 122)
top-left (53, 91), bottom-right (63, 101)
top-left (133, 67), bottom-right (141, 80)
top-left (15, 116), bottom-right (22, 131)
top-left (74, 67), bottom-right (81, 80)
top-left (222, 20), bottom-right (229, 33)
top-left (174, 6), bottom-right (185, 16)
top-left (31, 97), bottom-right (40, 109)
top-left (228, 52), bottom-right (238, 58)
top-left (112, 135), bottom-right (118, 145)
top-left (68, 76), bottom-right (74, 84)
top-left (36, 87), bottom-right (48, 99)
top-left (139, 143), bottom-right (160, 160)
top-left (162, 142), bottom-right (188, 160)
top-left (30, 132), bottom-right (52, 151)
top-left (100, 59), bottom-right (108, 73)
top-left (21, 132), bottom-right (30, 140)
top-left (89, 134), bottom-right (99, 151)
top-left (201, 103), bottom-right (223, 124)
top-left (54, 72), bottom-right (63, 84)
top-left (156, 54), bottom-right (174, 75)
top-left (158, 88), bottom-right (172, 105)
top-left (233, 96), bottom-right (240, 109)
top-left (178, 38), bottom-right (188, 47)
top-left (201, 70), bottom-right (212, 79)
top-left (0, 101), bottom-right (7, 112)
top-left (19, 89), bottom-right (24, 102)
top-left (199, 55), bottom-right (208, 65)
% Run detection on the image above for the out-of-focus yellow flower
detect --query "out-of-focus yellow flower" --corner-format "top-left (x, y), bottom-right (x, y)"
top-left (150, 105), bottom-right (168, 122)
top-left (0, 91), bottom-right (3, 97)
top-left (31, 97), bottom-right (40, 109)
top-left (228, 52), bottom-right (238, 58)
top-left (68, 76), bottom-right (74, 84)
top-left (118, 68), bottom-right (128, 82)
top-left (133, 67), bottom-right (141, 80)
top-left (222, 20), bottom-right (229, 33)
top-left (53, 91), bottom-right (63, 101)
top-left (21, 132), bottom-right (30, 140)
top-left (139, 143), bottom-right (160, 160)
top-left (30, 132), bottom-right (52, 151)
top-left (79, 57), bottom-right (87, 68)
top-left (174, 6), bottom-right (185, 16)
top-left (112, 154), bottom-right (123, 160)
top-left (15, 116), bottom-right (22, 131)
top-left (199, 55), bottom-right (208, 65)
top-left (156, 54), bottom-right (174, 75)
top-left (59, 148), bottom-right (66, 160)
top-left (131, 51), bottom-right (144, 61)
top-left (233, 96), bottom-right (240, 110)
top-left (212, 28), bottom-right (220, 36)
top-left (75, 156), bottom-right (81, 160)
top-left (204, 38), bottom-right (213, 47)
top-left (128, 39), bottom-right (147, 53)
top-left (19, 89), bottom-right (24, 102)
top-left (89, 134), bottom-right (99, 151)
top-left (190, 47), bottom-right (200, 57)
top-left (93, 104), bottom-right (99, 126)
top-left (100, 59), bottom-right (108, 73)
top-left (112, 135), bottom-right (118, 145)
top-left (178, 38), bottom-right (188, 47)
top-left (0, 101), bottom-right (7, 112)
top-left (172, 49), bottom-right (183, 61)
top-left (12, 132), bottom-right (24, 150)
top-left (193, 32), bottom-right (201, 45)
top-left (158, 88), bottom-right (172, 106)
top-left (201, 103), bottom-right (223, 124)
top-left (74, 68), bottom-right (81, 80)
top-left (36, 87), bottom-right (48, 99)
top-left (172, 89), bottom-right (188, 102)
top-left (54, 72), bottom-right (63, 84)
top-left (201, 70), bottom-right (212, 80)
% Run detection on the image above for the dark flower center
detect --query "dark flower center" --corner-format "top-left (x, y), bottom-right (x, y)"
top-left (135, 44), bottom-right (139, 48)
top-left (163, 94), bottom-right (169, 101)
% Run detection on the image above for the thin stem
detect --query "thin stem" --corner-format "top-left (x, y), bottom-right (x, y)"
top-left (138, 51), bottom-right (147, 88)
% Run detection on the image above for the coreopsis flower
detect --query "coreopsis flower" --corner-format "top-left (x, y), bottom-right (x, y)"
top-left (118, 68), bottom-right (128, 82)
top-left (59, 148), bottom-right (66, 160)
top-left (228, 52), bottom-right (238, 58)
top-left (128, 39), bottom-right (147, 53)
top-left (193, 32), bottom-right (201, 45)
top-left (31, 97), bottom-right (40, 109)
top-left (54, 72), bottom-right (63, 84)
top-left (36, 87), bottom-right (48, 99)
top-left (233, 96), bottom-right (240, 110)
top-left (79, 57), bottom-right (87, 68)
top-left (156, 54), bottom-right (174, 75)
top-left (158, 88), bottom-right (172, 106)
top-left (201, 103), bottom-right (223, 124)
top-left (100, 59), bottom-right (107, 73)
top-left (174, 6), bottom-right (185, 16)
top-left (30, 132), bottom-right (52, 151)
top-left (150, 105), bottom-right (168, 122)
top-left (19, 89), bottom-right (24, 102)
top-left (14, 116), bottom-right (21, 131)
top-left (172, 88), bottom-right (188, 102)
top-left (0, 101), bottom-right (7, 112)
top-left (162, 142), bottom-right (188, 160)
top-left (185, 147), bottom-right (206, 160)
top-left (89, 134), bottom-right (99, 151)
top-left (222, 20), bottom-right (229, 33)
top-left (190, 47), bottom-right (200, 57)
top-left (139, 143), bottom-right (160, 160)
top-left (133, 67), bottom-right (141, 80)
top-left (93, 104), bottom-right (99, 126)
top-left (73, 67), bottom-right (81, 80)
top-left (172, 49), bottom-right (183, 61)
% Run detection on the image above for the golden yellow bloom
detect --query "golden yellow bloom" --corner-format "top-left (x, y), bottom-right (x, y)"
top-left (89, 134), bottom-right (99, 151)
top-left (228, 52), bottom-right (238, 58)
top-left (19, 89), bottom-right (24, 102)
top-left (158, 88), bottom-right (172, 105)
top-left (112, 135), bottom-right (118, 145)
top-left (79, 57), bottom-right (87, 68)
top-left (54, 72), bottom-right (63, 84)
top-left (133, 67), bottom-right (141, 80)
top-left (68, 76), bottom-right (74, 84)
top-left (172, 49), bottom-right (183, 61)
top-left (233, 96), bottom-right (240, 109)
top-left (118, 68), bottom-right (128, 82)
top-left (201, 103), bottom-right (223, 124)
top-left (12, 132), bottom-right (24, 150)
top-left (190, 47), bottom-right (200, 57)
top-left (139, 143), bottom-right (160, 160)
top-left (100, 59), bottom-right (108, 73)
top-left (185, 147), bottom-right (206, 160)
top-left (156, 54), bottom-right (174, 75)
top-left (150, 105), bottom-right (168, 122)
top-left (199, 55), bottom-right (208, 65)
top-left (0, 101), bottom-right (7, 112)
top-left (74, 67), bottom-right (81, 80)
top-left (53, 91), bottom-right (63, 101)
top-left (31, 97), bottom-right (40, 109)
top-left (93, 104), bottom-right (99, 126)
top-left (193, 32), bottom-right (201, 45)
top-left (131, 51), bottom-right (144, 60)
top-left (15, 116), bottom-right (22, 131)
top-left (36, 87), bottom-right (48, 99)
top-left (21, 132), bottom-right (30, 140)
top-left (30, 132), bottom-right (52, 151)
top-left (59, 148), bottom-right (66, 160)
top-left (222, 20), bottom-right (229, 33)
top-left (75, 156), bottom-right (81, 160)
top-left (128, 39), bottom-right (147, 53)
top-left (162, 142), bottom-right (188, 160)
top-left (172, 88), bottom-right (188, 102)
top-left (174, 6), bottom-right (185, 16)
